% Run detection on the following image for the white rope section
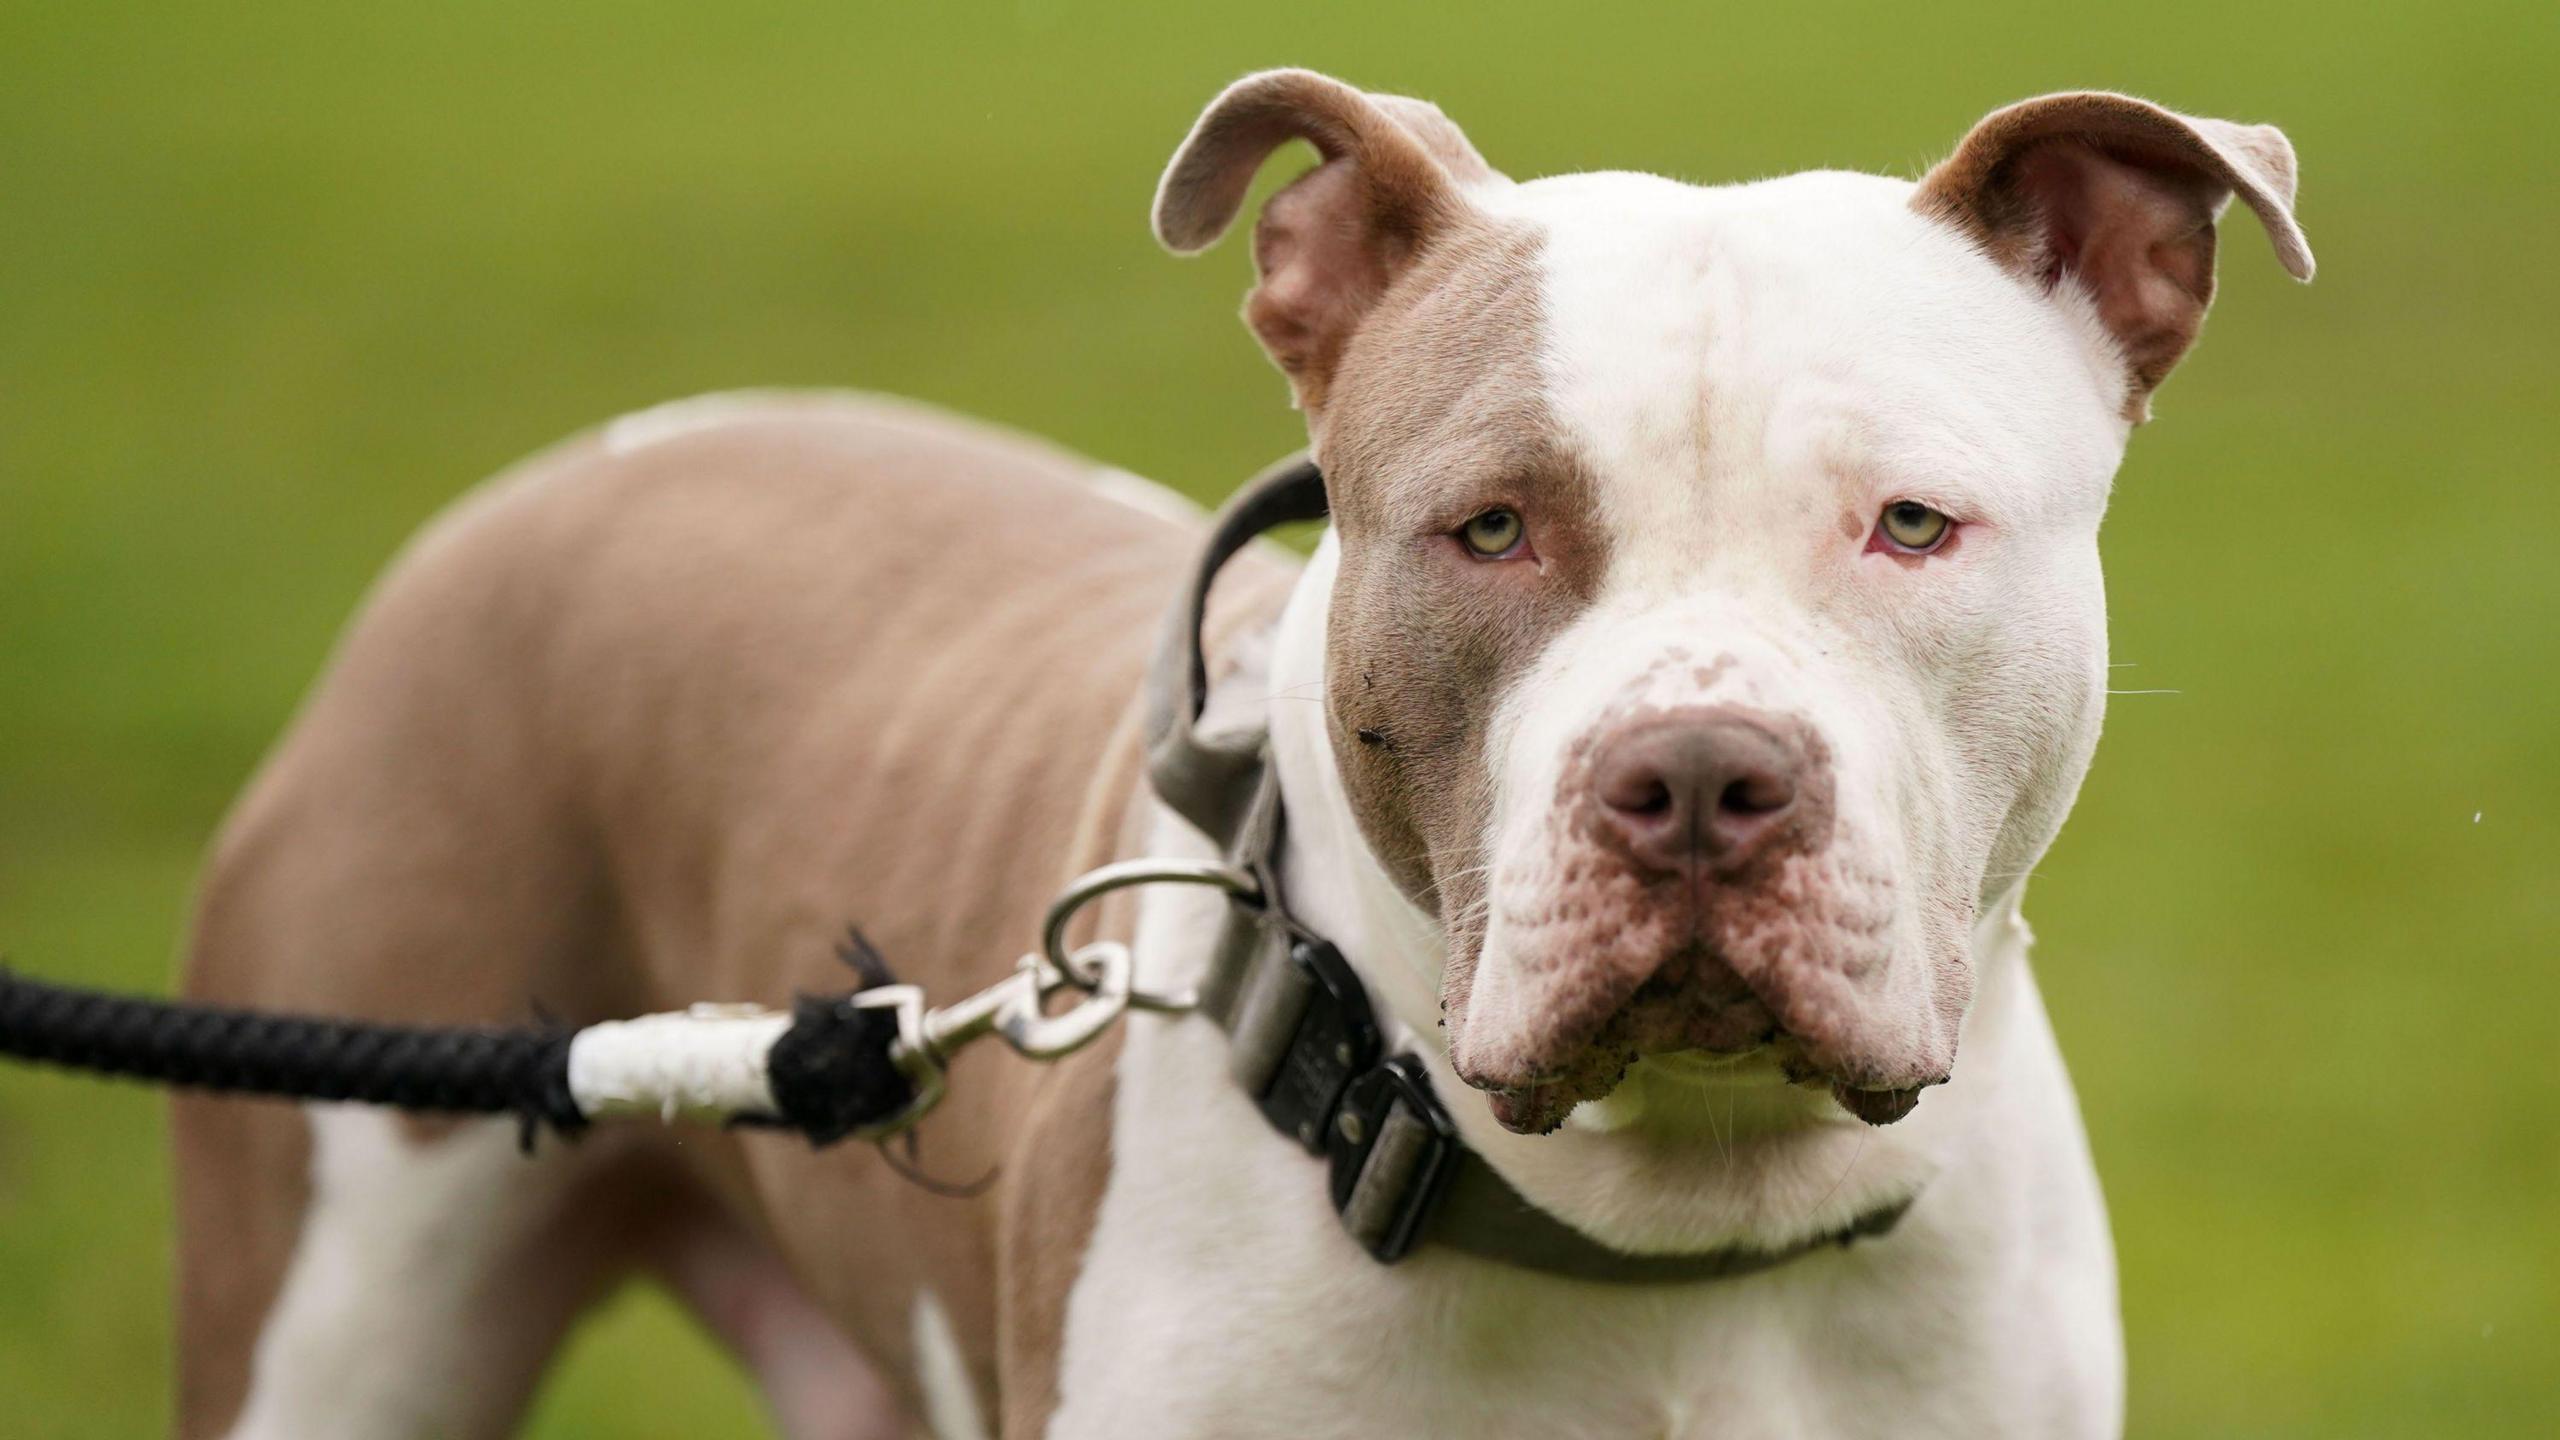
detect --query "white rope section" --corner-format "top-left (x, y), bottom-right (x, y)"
top-left (563, 1003), bottom-right (795, 1123)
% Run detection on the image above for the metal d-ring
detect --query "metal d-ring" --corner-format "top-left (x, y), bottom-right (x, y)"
top-left (1038, 857), bottom-right (1261, 1013)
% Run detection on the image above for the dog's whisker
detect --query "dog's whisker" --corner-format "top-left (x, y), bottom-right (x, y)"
top-left (1810, 1129), bottom-right (1873, 1219)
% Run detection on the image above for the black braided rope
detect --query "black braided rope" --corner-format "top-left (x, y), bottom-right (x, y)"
top-left (0, 963), bottom-right (923, 1151)
top-left (0, 966), bottom-right (587, 1141)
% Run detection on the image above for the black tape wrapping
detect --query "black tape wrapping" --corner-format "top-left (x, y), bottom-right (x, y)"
top-left (759, 993), bottom-right (916, 1146)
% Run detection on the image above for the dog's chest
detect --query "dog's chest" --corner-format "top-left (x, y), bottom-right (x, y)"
top-left (1047, 999), bottom-right (2015, 1440)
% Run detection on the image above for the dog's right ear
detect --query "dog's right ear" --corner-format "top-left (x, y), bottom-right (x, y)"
top-left (1155, 69), bottom-right (1504, 414)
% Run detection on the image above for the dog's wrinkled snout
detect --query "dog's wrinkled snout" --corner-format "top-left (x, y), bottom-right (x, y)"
top-left (1591, 708), bottom-right (1809, 873)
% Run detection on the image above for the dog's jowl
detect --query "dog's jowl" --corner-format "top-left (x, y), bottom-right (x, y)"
top-left (175, 69), bottom-right (2310, 1440)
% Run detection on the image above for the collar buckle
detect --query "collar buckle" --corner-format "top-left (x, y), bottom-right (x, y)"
top-left (1220, 921), bottom-right (1461, 1265)
top-left (1327, 1055), bottom-right (1460, 1264)
top-left (1229, 932), bottom-right (1381, 1151)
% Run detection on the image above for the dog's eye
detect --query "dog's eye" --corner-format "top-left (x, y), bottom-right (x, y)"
top-left (1459, 507), bottom-right (1527, 559)
top-left (1876, 501), bottom-right (1952, 554)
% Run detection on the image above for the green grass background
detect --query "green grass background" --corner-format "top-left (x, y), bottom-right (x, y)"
top-left (1, 1), bottom-right (2551, 1434)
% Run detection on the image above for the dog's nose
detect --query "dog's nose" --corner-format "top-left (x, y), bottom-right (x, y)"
top-left (1591, 709), bottom-right (1807, 872)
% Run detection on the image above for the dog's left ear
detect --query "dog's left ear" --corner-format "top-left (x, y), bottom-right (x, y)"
top-left (1914, 92), bottom-right (2314, 420)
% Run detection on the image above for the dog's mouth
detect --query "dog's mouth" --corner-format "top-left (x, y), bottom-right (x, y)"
top-left (1473, 1046), bottom-right (1931, 1135)
top-left (1460, 946), bottom-right (1938, 1135)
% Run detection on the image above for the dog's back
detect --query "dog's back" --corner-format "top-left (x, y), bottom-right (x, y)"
top-left (171, 391), bottom-right (1273, 1438)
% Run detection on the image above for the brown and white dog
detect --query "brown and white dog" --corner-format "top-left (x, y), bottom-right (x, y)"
top-left (172, 70), bottom-right (2311, 1439)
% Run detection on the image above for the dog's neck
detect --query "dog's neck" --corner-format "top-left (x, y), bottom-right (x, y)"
top-left (1258, 529), bottom-right (2050, 1254)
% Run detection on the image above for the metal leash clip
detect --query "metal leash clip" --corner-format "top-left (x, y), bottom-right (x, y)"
top-left (845, 858), bottom-right (1260, 1139)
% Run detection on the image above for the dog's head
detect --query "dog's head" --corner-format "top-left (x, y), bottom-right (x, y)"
top-left (1158, 72), bottom-right (2308, 1137)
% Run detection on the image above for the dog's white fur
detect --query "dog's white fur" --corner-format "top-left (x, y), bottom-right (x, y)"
top-left (230, 1113), bottom-right (550, 1438)
top-left (1054, 167), bottom-right (2128, 1439)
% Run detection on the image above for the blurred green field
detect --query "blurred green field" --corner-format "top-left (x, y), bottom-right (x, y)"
top-left (2, 1), bottom-right (2553, 1434)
